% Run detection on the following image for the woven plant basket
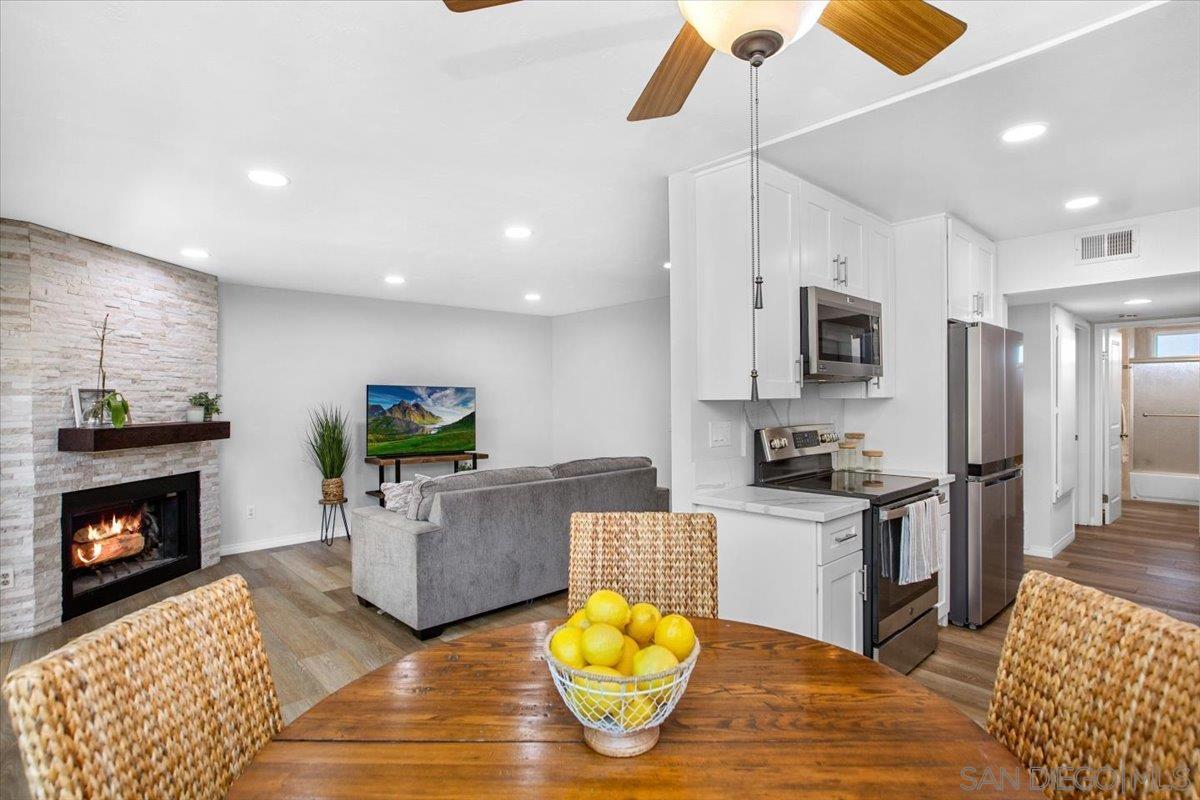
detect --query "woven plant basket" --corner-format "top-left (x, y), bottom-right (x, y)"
top-left (321, 477), bottom-right (345, 502)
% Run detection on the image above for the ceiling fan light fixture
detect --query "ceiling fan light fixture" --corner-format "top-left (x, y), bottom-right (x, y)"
top-left (677, 0), bottom-right (829, 61)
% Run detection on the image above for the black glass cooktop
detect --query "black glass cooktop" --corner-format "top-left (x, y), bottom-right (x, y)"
top-left (758, 470), bottom-right (937, 506)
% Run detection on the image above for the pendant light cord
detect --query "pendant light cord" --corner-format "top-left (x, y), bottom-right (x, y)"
top-left (749, 63), bottom-right (762, 400)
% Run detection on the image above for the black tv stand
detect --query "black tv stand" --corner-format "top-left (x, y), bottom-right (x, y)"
top-left (364, 452), bottom-right (489, 505)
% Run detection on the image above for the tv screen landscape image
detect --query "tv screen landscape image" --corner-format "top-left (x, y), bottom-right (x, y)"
top-left (366, 385), bottom-right (476, 457)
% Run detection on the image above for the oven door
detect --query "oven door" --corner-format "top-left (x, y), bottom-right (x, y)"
top-left (870, 492), bottom-right (940, 648)
top-left (801, 287), bottom-right (883, 381)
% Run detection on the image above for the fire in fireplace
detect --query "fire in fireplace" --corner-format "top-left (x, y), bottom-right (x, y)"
top-left (61, 472), bottom-right (201, 620)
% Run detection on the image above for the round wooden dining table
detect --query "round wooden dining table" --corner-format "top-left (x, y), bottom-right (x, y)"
top-left (227, 618), bottom-right (1042, 798)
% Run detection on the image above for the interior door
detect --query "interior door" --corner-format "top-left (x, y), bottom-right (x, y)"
top-left (1103, 330), bottom-right (1124, 523)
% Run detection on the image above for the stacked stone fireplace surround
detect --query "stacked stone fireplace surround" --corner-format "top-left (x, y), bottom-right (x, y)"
top-left (0, 220), bottom-right (221, 641)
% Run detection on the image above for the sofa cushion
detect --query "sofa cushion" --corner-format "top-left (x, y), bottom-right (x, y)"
top-left (549, 457), bottom-right (652, 480)
top-left (405, 474), bottom-right (434, 520)
top-left (412, 466), bottom-right (554, 520)
top-left (380, 480), bottom-right (414, 513)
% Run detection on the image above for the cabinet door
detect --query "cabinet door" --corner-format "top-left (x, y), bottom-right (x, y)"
top-left (695, 164), bottom-right (752, 400)
top-left (972, 242), bottom-right (996, 322)
top-left (866, 223), bottom-right (895, 398)
top-left (755, 165), bottom-right (802, 398)
top-left (947, 220), bottom-right (975, 321)
top-left (800, 181), bottom-right (837, 289)
top-left (836, 206), bottom-right (868, 297)
top-left (818, 551), bottom-right (864, 653)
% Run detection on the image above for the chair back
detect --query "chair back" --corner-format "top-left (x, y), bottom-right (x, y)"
top-left (3, 574), bottom-right (282, 800)
top-left (988, 570), bottom-right (1199, 797)
top-left (568, 511), bottom-right (717, 618)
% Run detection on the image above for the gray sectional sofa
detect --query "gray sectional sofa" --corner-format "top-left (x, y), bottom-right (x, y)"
top-left (350, 457), bottom-right (667, 638)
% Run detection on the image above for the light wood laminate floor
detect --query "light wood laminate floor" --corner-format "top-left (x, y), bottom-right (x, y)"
top-left (2, 500), bottom-right (1196, 798)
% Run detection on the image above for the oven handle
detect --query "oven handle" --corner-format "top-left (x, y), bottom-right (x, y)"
top-left (878, 491), bottom-right (939, 522)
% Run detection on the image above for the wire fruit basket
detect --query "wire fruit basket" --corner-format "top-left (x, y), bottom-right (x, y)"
top-left (543, 623), bottom-right (700, 757)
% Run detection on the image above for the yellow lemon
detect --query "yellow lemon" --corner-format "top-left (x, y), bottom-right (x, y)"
top-left (625, 602), bottom-right (662, 646)
top-left (618, 695), bottom-right (657, 730)
top-left (632, 644), bottom-right (679, 699)
top-left (580, 623), bottom-right (624, 667)
top-left (571, 665), bottom-right (626, 721)
top-left (614, 635), bottom-right (639, 676)
top-left (549, 626), bottom-right (586, 669)
top-left (566, 609), bottom-right (591, 630)
top-left (654, 614), bottom-right (696, 661)
top-left (584, 589), bottom-right (631, 628)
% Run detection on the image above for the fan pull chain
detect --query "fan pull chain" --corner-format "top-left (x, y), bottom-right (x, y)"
top-left (749, 62), bottom-right (762, 402)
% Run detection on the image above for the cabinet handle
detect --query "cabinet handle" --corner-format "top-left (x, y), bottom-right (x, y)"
top-left (840, 256), bottom-right (848, 285)
top-left (832, 254), bottom-right (842, 284)
top-left (833, 531), bottom-right (857, 543)
top-left (858, 564), bottom-right (868, 600)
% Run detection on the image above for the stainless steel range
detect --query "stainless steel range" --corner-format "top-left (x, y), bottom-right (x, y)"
top-left (754, 424), bottom-right (943, 673)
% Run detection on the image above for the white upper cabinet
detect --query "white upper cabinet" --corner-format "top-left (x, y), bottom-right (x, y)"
top-left (947, 217), bottom-right (997, 323)
top-left (693, 160), bottom-right (895, 401)
top-left (695, 159), bottom-right (801, 400)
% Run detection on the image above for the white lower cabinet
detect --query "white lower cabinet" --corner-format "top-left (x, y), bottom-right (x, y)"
top-left (712, 506), bottom-right (865, 653)
top-left (818, 551), bottom-right (865, 652)
top-left (937, 498), bottom-right (951, 625)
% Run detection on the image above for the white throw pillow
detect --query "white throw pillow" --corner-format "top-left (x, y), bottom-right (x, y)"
top-left (380, 481), bottom-right (414, 513)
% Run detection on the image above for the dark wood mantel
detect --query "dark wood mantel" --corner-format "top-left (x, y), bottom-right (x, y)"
top-left (58, 421), bottom-right (230, 452)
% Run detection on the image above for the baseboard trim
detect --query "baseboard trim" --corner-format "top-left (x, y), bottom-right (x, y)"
top-left (1024, 529), bottom-right (1076, 559)
top-left (220, 530), bottom-right (325, 556)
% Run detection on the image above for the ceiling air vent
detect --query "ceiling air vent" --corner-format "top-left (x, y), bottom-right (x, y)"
top-left (1075, 225), bottom-right (1139, 264)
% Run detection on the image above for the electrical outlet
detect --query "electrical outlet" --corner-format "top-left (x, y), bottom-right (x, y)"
top-left (0, 568), bottom-right (13, 590)
top-left (246, 506), bottom-right (256, 519)
top-left (709, 420), bottom-right (732, 449)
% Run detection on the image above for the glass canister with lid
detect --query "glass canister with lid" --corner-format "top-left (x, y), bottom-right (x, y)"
top-left (837, 442), bottom-right (860, 471)
top-left (862, 449), bottom-right (884, 472)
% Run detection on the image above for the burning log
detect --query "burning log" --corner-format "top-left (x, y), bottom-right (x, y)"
top-left (70, 512), bottom-right (146, 569)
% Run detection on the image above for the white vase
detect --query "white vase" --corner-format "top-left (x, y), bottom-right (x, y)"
top-left (186, 406), bottom-right (205, 423)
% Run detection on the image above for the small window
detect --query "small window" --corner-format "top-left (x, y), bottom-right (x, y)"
top-left (1154, 331), bottom-right (1200, 357)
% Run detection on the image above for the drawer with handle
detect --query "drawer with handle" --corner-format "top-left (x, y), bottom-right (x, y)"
top-left (818, 514), bottom-right (863, 565)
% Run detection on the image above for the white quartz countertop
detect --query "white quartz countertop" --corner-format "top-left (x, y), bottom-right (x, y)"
top-left (693, 486), bottom-right (869, 523)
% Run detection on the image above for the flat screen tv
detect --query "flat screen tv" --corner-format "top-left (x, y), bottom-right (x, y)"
top-left (366, 385), bottom-right (476, 457)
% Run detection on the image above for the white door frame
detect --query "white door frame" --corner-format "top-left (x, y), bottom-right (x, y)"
top-left (1089, 315), bottom-right (1200, 525)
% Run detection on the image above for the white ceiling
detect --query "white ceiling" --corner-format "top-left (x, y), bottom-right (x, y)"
top-left (762, 0), bottom-right (1200, 241)
top-left (0, 0), bottom-right (1164, 314)
top-left (1008, 272), bottom-right (1200, 323)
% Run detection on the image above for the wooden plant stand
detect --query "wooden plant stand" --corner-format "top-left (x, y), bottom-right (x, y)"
top-left (363, 452), bottom-right (489, 506)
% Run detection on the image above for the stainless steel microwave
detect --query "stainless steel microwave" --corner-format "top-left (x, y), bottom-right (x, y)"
top-left (799, 286), bottom-right (883, 382)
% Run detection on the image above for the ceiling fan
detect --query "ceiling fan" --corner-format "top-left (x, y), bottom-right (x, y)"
top-left (443, 0), bottom-right (967, 121)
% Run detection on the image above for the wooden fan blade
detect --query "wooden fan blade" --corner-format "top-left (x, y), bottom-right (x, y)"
top-left (443, 0), bottom-right (520, 12)
top-left (628, 23), bottom-right (714, 122)
top-left (819, 0), bottom-right (966, 75)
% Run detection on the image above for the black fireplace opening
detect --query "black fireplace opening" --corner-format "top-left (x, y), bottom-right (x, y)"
top-left (61, 471), bottom-right (201, 621)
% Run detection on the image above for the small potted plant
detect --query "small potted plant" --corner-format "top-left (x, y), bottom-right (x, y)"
top-left (103, 391), bottom-right (130, 428)
top-left (306, 404), bottom-right (350, 502)
top-left (187, 392), bottom-right (221, 423)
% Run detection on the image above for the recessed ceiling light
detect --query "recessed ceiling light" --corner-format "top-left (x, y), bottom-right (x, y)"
top-left (662, 261), bottom-right (672, 270)
top-left (1001, 123), bottom-right (1047, 143)
top-left (524, 292), bottom-right (541, 302)
top-left (179, 247), bottom-right (209, 259)
top-left (1118, 313), bottom-right (1139, 319)
top-left (1064, 196), bottom-right (1100, 210)
top-left (384, 275), bottom-right (406, 285)
top-left (1124, 298), bottom-right (1152, 305)
top-left (505, 226), bottom-right (532, 240)
top-left (247, 169), bottom-right (289, 187)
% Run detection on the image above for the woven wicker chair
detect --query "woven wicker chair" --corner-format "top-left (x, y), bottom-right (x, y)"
top-left (988, 570), bottom-right (1200, 799)
top-left (2, 574), bottom-right (281, 800)
top-left (568, 511), bottom-right (718, 618)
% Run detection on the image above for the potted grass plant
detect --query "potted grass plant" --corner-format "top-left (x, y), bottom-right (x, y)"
top-left (306, 405), bottom-right (351, 502)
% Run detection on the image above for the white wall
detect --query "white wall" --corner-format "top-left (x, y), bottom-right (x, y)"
top-left (843, 216), bottom-right (951, 474)
top-left (550, 297), bottom-right (671, 484)
top-left (997, 206), bottom-right (1200, 296)
top-left (218, 284), bottom-right (554, 554)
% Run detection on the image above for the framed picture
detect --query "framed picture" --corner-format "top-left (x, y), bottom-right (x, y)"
top-left (71, 387), bottom-right (109, 427)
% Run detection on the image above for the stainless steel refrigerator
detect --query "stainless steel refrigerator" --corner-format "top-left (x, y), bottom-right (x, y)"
top-left (947, 322), bottom-right (1024, 628)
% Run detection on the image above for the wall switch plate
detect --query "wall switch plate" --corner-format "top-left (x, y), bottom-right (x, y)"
top-left (246, 506), bottom-right (256, 519)
top-left (0, 568), bottom-right (13, 590)
top-left (709, 420), bottom-right (733, 449)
